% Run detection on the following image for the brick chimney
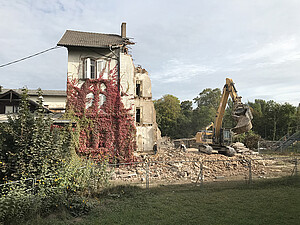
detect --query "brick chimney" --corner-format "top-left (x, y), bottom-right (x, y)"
top-left (121, 22), bottom-right (126, 38)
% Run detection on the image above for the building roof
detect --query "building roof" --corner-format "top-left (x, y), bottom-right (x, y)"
top-left (0, 89), bottom-right (66, 97)
top-left (0, 89), bottom-right (51, 113)
top-left (57, 30), bottom-right (130, 48)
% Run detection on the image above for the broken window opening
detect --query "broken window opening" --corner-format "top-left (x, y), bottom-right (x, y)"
top-left (136, 80), bottom-right (142, 97)
top-left (136, 107), bottom-right (141, 123)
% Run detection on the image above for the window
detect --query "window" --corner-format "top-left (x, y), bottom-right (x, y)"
top-left (136, 80), bottom-right (142, 97)
top-left (84, 58), bottom-right (95, 79)
top-left (85, 92), bottom-right (94, 109)
top-left (100, 83), bottom-right (106, 92)
top-left (136, 107), bottom-right (141, 123)
top-left (5, 105), bottom-right (18, 114)
top-left (98, 94), bottom-right (106, 108)
top-left (84, 58), bottom-right (108, 79)
top-left (90, 59), bottom-right (96, 79)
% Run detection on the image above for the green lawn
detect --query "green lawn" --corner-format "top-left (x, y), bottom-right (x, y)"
top-left (29, 176), bottom-right (300, 225)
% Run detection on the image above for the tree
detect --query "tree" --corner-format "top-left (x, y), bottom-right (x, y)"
top-left (0, 88), bottom-right (70, 182)
top-left (193, 88), bottom-right (221, 110)
top-left (192, 88), bottom-right (222, 134)
top-left (248, 99), bottom-right (297, 140)
top-left (191, 106), bottom-right (216, 134)
top-left (248, 99), bottom-right (268, 139)
top-left (223, 98), bottom-right (235, 128)
top-left (154, 95), bottom-right (181, 138)
top-left (175, 100), bottom-right (193, 138)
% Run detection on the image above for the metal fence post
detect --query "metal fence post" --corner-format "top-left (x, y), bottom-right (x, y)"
top-left (295, 158), bottom-right (298, 176)
top-left (146, 162), bottom-right (149, 189)
top-left (200, 161), bottom-right (204, 187)
top-left (248, 159), bottom-right (252, 184)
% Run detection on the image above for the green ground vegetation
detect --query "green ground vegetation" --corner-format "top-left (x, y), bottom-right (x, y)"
top-left (28, 176), bottom-right (300, 225)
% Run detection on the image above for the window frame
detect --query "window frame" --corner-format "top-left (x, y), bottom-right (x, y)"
top-left (83, 57), bottom-right (108, 80)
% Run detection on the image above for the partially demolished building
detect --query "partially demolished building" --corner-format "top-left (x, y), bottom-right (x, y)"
top-left (58, 23), bottom-right (160, 153)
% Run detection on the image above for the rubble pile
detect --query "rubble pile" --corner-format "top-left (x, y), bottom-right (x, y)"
top-left (231, 142), bottom-right (259, 155)
top-left (109, 145), bottom-right (280, 185)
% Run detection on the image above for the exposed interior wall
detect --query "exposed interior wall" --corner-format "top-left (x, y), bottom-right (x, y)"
top-left (133, 67), bottom-right (160, 152)
top-left (120, 53), bottom-right (135, 112)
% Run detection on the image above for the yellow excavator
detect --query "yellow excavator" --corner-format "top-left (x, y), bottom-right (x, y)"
top-left (195, 78), bottom-right (253, 156)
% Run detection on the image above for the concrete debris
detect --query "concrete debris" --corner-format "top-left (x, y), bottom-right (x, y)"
top-left (110, 144), bottom-right (294, 185)
top-left (231, 142), bottom-right (259, 155)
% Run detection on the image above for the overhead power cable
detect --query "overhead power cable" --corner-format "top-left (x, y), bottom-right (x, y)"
top-left (0, 46), bottom-right (62, 68)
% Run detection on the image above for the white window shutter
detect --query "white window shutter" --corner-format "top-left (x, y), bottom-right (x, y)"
top-left (86, 58), bottom-right (91, 79)
top-left (103, 62), bottom-right (108, 79)
top-left (97, 60), bottom-right (108, 79)
top-left (97, 60), bottom-right (103, 78)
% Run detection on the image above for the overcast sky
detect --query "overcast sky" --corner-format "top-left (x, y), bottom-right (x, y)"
top-left (0, 0), bottom-right (299, 106)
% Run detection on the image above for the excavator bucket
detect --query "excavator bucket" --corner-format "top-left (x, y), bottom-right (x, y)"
top-left (231, 105), bottom-right (253, 134)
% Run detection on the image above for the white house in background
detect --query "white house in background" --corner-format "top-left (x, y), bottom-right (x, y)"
top-left (0, 89), bottom-right (66, 114)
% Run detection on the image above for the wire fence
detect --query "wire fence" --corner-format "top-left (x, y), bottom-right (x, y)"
top-left (107, 156), bottom-right (298, 188)
top-left (0, 157), bottom-right (298, 192)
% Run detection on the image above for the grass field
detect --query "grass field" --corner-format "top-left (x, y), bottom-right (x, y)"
top-left (29, 176), bottom-right (300, 225)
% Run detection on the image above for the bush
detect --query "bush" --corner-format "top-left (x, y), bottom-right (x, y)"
top-left (0, 157), bottom-right (111, 223)
top-left (234, 130), bottom-right (261, 149)
top-left (0, 88), bottom-right (71, 182)
top-left (0, 88), bottom-right (111, 223)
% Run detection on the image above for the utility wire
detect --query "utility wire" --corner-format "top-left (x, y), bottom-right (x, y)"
top-left (0, 46), bottom-right (62, 68)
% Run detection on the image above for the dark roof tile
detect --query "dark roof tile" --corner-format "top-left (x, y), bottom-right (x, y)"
top-left (0, 89), bottom-right (66, 97)
top-left (57, 30), bottom-right (128, 48)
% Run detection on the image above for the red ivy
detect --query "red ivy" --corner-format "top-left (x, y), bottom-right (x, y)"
top-left (66, 65), bottom-right (136, 163)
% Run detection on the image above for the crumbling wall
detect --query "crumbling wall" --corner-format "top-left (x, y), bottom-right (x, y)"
top-left (134, 67), bottom-right (160, 151)
top-left (135, 68), bottom-right (152, 98)
top-left (120, 53), bottom-right (135, 112)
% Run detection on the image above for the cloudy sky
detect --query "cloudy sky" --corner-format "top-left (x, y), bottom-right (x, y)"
top-left (0, 0), bottom-right (299, 106)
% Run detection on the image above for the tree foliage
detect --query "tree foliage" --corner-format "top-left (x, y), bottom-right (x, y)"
top-left (249, 100), bottom-right (298, 140)
top-left (194, 88), bottom-right (221, 110)
top-left (155, 88), bottom-right (299, 142)
top-left (0, 88), bottom-right (71, 182)
top-left (154, 94), bottom-right (181, 138)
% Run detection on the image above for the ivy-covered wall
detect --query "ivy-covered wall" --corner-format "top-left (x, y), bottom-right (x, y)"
top-left (66, 66), bottom-right (136, 162)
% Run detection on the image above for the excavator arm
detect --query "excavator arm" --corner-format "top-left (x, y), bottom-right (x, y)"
top-left (214, 78), bottom-right (253, 143)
